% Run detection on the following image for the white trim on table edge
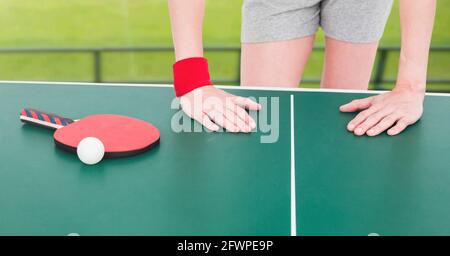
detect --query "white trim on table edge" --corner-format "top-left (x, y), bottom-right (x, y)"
top-left (1, 80), bottom-right (449, 97)
top-left (290, 95), bottom-right (297, 236)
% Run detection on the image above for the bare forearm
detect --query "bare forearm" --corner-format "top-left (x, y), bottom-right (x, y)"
top-left (168, 0), bottom-right (205, 61)
top-left (396, 0), bottom-right (436, 91)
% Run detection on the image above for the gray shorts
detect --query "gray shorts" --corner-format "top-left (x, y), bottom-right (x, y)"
top-left (242, 0), bottom-right (393, 43)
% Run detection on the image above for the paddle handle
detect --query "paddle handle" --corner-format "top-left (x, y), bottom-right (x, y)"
top-left (20, 108), bottom-right (75, 130)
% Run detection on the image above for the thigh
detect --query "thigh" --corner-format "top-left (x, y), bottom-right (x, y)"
top-left (240, 0), bottom-right (320, 87)
top-left (241, 36), bottom-right (315, 88)
top-left (319, 0), bottom-right (393, 90)
top-left (321, 37), bottom-right (378, 90)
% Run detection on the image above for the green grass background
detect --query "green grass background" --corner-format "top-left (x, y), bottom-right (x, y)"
top-left (0, 0), bottom-right (448, 90)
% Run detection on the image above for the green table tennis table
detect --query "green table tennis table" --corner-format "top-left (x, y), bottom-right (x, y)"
top-left (0, 81), bottom-right (450, 236)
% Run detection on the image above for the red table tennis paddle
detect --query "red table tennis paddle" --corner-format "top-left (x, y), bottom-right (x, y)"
top-left (20, 108), bottom-right (160, 158)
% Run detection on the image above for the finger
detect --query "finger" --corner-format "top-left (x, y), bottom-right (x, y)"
top-left (225, 103), bottom-right (256, 131)
top-left (387, 119), bottom-right (410, 136)
top-left (232, 109), bottom-right (252, 132)
top-left (223, 107), bottom-right (252, 133)
top-left (346, 105), bottom-right (381, 132)
top-left (353, 108), bottom-right (393, 136)
top-left (232, 112), bottom-right (251, 133)
top-left (232, 96), bottom-right (262, 110)
top-left (366, 114), bottom-right (400, 137)
top-left (339, 97), bottom-right (374, 113)
top-left (200, 115), bottom-right (220, 132)
top-left (205, 109), bottom-right (240, 133)
top-left (188, 110), bottom-right (220, 132)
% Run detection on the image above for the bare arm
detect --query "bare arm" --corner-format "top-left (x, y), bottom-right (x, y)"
top-left (340, 0), bottom-right (436, 137)
top-left (167, 0), bottom-right (260, 133)
top-left (168, 0), bottom-right (205, 61)
top-left (396, 0), bottom-right (436, 92)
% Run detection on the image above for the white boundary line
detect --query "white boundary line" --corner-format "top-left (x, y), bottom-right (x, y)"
top-left (1, 80), bottom-right (450, 97)
top-left (290, 95), bottom-right (297, 236)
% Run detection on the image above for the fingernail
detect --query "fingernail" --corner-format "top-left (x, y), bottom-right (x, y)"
top-left (355, 128), bottom-right (363, 135)
top-left (367, 129), bottom-right (374, 135)
top-left (347, 124), bottom-right (354, 130)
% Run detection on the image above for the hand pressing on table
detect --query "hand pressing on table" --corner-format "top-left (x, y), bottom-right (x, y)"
top-left (180, 86), bottom-right (261, 133)
top-left (340, 86), bottom-right (425, 136)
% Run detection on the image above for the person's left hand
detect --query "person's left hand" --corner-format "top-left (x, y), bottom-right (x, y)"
top-left (339, 86), bottom-right (425, 136)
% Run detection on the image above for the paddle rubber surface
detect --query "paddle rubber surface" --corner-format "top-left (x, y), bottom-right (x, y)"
top-left (54, 114), bottom-right (160, 157)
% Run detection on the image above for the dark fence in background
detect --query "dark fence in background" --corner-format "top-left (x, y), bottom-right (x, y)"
top-left (0, 46), bottom-right (449, 91)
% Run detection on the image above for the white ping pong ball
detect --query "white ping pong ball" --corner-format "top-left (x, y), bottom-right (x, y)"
top-left (77, 137), bottom-right (105, 165)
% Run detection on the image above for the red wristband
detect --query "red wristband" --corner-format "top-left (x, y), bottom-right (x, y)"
top-left (173, 57), bottom-right (213, 97)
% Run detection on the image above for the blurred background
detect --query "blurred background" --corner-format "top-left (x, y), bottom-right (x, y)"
top-left (0, 0), bottom-right (448, 91)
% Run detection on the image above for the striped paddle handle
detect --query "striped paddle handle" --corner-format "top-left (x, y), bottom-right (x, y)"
top-left (20, 108), bottom-right (75, 130)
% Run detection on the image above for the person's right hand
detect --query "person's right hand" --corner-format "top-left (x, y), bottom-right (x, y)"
top-left (180, 86), bottom-right (261, 133)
